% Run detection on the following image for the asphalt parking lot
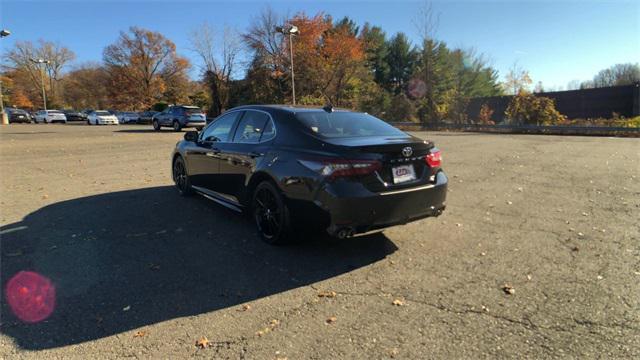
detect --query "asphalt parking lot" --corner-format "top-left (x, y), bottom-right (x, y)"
top-left (1, 124), bottom-right (638, 358)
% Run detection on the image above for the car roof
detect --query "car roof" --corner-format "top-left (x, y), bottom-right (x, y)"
top-left (230, 104), bottom-right (354, 115)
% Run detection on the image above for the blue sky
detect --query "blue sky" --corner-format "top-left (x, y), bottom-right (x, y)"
top-left (1, 0), bottom-right (639, 89)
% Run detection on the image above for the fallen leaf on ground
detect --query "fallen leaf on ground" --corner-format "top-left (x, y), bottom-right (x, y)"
top-left (133, 331), bottom-right (146, 338)
top-left (326, 316), bottom-right (337, 324)
top-left (502, 284), bottom-right (515, 295)
top-left (238, 304), bottom-right (251, 311)
top-left (318, 291), bottom-right (337, 298)
top-left (195, 336), bottom-right (210, 349)
top-left (392, 299), bottom-right (405, 306)
top-left (506, 201), bottom-right (513, 205)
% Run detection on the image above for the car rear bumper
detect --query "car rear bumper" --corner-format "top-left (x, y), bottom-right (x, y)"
top-left (183, 121), bottom-right (206, 128)
top-left (9, 116), bottom-right (30, 123)
top-left (312, 171), bottom-right (448, 237)
top-left (97, 120), bottom-right (118, 125)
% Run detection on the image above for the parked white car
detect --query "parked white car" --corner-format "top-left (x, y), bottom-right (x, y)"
top-left (34, 110), bottom-right (67, 123)
top-left (87, 110), bottom-right (119, 125)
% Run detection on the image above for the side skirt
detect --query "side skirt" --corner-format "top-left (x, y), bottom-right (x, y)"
top-left (191, 185), bottom-right (244, 213)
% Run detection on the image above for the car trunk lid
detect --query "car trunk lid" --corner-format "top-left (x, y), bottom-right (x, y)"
top-left (324, 136), bottom-right (436, 192)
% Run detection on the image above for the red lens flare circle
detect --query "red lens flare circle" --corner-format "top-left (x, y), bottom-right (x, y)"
top-left (5, 271), bottom-right (56, 323)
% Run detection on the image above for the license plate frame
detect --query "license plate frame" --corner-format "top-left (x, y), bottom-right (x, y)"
top-left (392, 164), bottom-right (417, 184)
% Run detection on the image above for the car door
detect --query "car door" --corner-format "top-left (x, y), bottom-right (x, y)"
top-left (186, 111), bottom-right (243, 194)
top-left (157, 108), bottom-right (170, 126)
top-left (216, 110), bottom-right (274, 202)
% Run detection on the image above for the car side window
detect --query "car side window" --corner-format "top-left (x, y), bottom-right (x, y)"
top-left (232, 111), bottom-right (270, 144)
top-left (260, 119), bottom-right (276, 142)
top-left (200, 111), bottom-right (242, 143)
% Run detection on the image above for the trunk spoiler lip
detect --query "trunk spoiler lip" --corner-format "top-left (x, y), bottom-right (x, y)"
top-left (321, 135), bottom-right (433, 148)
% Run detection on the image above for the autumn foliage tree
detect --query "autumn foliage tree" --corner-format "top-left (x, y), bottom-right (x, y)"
top-left (62, 63), bottom-right (109, 109)
top-left (505, 90), bottom-right (565, 125)
top-left (2, 40), bottom-right (75, 108)
top-left (103, 27), bottom-right (190, 109)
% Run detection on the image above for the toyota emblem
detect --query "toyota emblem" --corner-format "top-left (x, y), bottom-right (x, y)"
top-left (402, 147), bottom-right (413, 157)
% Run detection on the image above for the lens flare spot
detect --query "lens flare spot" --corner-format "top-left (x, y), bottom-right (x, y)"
top-left (407, 79), bottom-right (427, 99)
top-left (5, 271), bottom-right (56, 323)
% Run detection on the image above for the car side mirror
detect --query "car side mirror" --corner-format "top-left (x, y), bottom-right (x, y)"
top-left (184, 131), bottom-right (198, 142)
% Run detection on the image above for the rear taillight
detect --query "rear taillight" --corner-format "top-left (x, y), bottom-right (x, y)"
top-left (426, 150), bottom-right (442, 168)
top-left (299, 158), bottom-right (381, 180)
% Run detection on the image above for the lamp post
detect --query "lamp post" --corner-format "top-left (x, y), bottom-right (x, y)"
top-left (1, 29), bottom-right (10, 125)
top-left (275, 25), bottom-right (299, 106)
top-left (30, 58), bottom-right (50, 111)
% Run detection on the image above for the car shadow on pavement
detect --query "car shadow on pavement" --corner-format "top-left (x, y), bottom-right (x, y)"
top-left (0, 186), bottom-right (397, 350)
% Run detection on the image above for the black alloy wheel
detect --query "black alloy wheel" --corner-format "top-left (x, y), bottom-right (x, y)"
top-left (173, 120), bottom-right (181, 132)
top-left (252, 181), bottom-right (292, 244)
top-left (172, 157), bottom-right (193, 196)
top-left (152, 120), bottom-right (160, 131)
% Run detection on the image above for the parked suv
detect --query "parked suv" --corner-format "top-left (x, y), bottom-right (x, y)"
top-left (152, 106), bottom-right (206, 131)
top-left (138, 111), bottom-right (158, 124)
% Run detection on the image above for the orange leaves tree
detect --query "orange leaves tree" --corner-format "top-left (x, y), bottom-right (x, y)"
top-left (287, 14), bottom-right (365, 107)
top-left (244, 10), bottom-right (366, 108)
top-left (103, 27), bottom-right (190, 110)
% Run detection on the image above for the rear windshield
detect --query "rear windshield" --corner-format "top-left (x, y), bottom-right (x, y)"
top-left (183, 107), bottom-right (202, 114)
top-left (95, 111), bottom-right (110, 116)
top-left (296, 111), bottom-right (406, 138)
top-left (49, 110), bottom-right (63, 114)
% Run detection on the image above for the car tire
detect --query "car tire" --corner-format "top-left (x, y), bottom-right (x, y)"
top-left (173, 120), bottom-right (181, 132)
top-left (172, 156), bottom-right (193, 196)
top-left (87, 119), bottom-right (91, 125)
top-left (153, 120), bottom-right (160, 131)
top-left (252, 181), bottom-right (293, 245)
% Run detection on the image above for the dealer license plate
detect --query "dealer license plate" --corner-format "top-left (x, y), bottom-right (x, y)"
top-left (392, 164), bottom-right (416, 184)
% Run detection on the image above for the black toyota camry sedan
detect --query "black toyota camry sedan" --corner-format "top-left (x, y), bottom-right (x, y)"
top-left (172, 105), bottom-right (447, 244)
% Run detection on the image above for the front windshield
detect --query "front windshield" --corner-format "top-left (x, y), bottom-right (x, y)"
top-left (296, 111), bottom-right (406, 138)
top-left (95, 111), bottom-right (110, 116)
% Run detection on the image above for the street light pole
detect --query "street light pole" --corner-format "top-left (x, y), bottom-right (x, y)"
top-left (1, 29), bottom-right (10, 125)
top-left (30, 58), bottom-right (49, 110)
top-left (276, 25), bottom-right (299, 106)
top-left (289, 33), bottom-right (296, 106)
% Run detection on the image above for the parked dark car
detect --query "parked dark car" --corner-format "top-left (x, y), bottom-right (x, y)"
top-left (63, 110), bottom-right (88, 122)
top-left (153, 105), bottom-right (206, 131)
top-left (171, 105), bottom-right (447, 244)
top-left (138, 111), bottom-right (158, 124)
top-left (5, 108), bottom-right (32, 123)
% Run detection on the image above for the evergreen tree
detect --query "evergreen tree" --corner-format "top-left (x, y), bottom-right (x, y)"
top-left (384, 33), bottom-right (417, 94)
